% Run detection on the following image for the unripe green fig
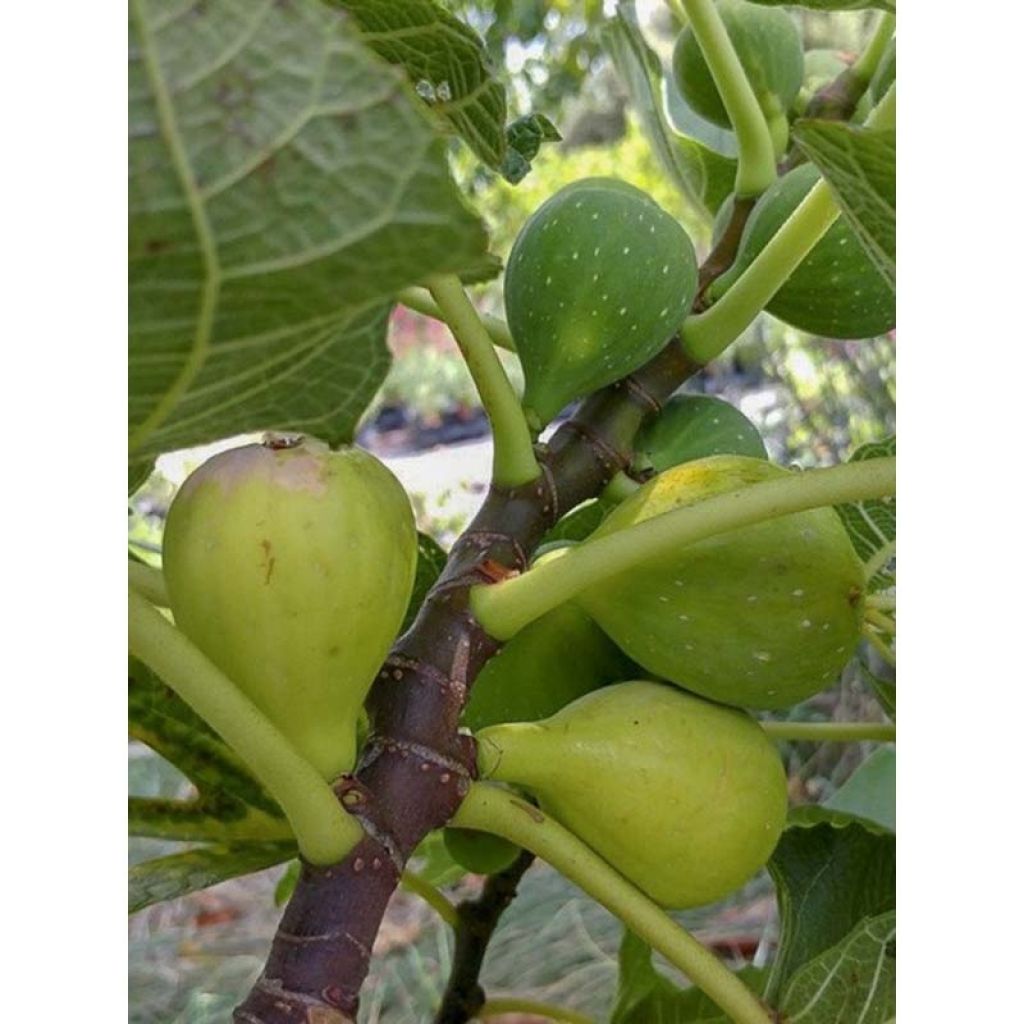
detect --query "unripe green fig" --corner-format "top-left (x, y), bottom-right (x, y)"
top-left (711, 164), bottom-right (895, 339)
top-left (478, 681), bottom-right (787, 909)
top-left (577, 456), bottom-right (865, 709)
top-left (672, 0), bottom-right (803, 152)
top-left (635, 394), bottom-right (767, 472)
top-left (443, 827), bottom-right (521, 876)
top-left (163, 437), bottom-right (417, 780)
top-left (504, 178), bottom-right (698, 430)
top-left (462, 600), bottom-right (638, 732)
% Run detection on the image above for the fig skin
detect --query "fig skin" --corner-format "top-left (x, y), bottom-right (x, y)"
top-left (577, 455), bottom-right (865, 709)
top-left (163, 437), bottom-right (416, 781)
top-left (504, 177), bottom-right (697, 430)
top-left (478, 681), bottom-right (788, 909)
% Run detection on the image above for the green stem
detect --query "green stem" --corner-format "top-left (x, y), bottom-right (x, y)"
top-left (865, 593), bottom-right (896, 611)
top-left (678, 0), bottom-right (777, 197)
top-left (863, 538), bottom-right (896, 583)
top-left (127, 587), bottom-right (362, 865)
top-left (453, 784), bottom-right (773, 1024)
top-left (397, 286), bottom-right (516, 353)
top-left (862, 625), bottom-right (896, 668)
top-left (478, 997), bottom-right (595, 1023)
top-left (761, 721), bottom-right (895, 744)
top-left (602, 471), bottom-right (643, 503)
top-left (681, 84), bottom-right (896, 363)
top-left (864, 607), bottom-right (896, 634)
top-left (851, 13), bottom-right (896, 86)
top-left (401, 869), bottom-right (459, 928)
top-left (128, 559), bottom-right (169, 607)
top-left (472, 457), bottom-right (896, 641)
top-left (426, 274), bottom-right (540, 488)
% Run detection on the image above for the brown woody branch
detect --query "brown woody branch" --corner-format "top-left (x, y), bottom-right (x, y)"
top-left (433, 850), bottom-right (537, 1024)
top-left (234, 336), bottom-right (701, 1024)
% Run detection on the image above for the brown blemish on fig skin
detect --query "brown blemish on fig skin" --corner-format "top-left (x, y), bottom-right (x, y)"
top-left (260, 539), bottom-right (276, 584)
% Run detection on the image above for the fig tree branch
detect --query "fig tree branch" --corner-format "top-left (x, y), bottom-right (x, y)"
top-left (470, 457), bottom-right (897, 641)
top-left (434, 848), bottom-right (536, 1024)
top-left (128, 587), bottom-right (362, 865)
top-left (452, 783), bottom-right (774, 1024)
top-left (234, 336), bottom-right (701, 1024)
top-left (427, 274), bottom-right (540, 487)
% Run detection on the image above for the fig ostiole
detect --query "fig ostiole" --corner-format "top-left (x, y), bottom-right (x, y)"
top-left (476, 681), bottom-right (788, 909)
top-left (163, 436), bottom-right (417, 782)
top-left (504, 177), bottom-right (698, 430)
top-left (577, 455), bottom-right (865, 709)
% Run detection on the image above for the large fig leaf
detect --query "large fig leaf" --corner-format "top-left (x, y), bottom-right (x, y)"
top-left (794, 120), bottom-right (896, 290)
top-left (835, 436), bottom-right (895, 591)
top-left (824, 747), bottom-right (895, 833)
top-left (779, 911), bottom-right (896, 1023)
top-left (329, 0), bottom-right (508, 170)
top-left (767, 813), bottom-right (895, 1001)
top-left (128, 0), bottom-right (489, 478)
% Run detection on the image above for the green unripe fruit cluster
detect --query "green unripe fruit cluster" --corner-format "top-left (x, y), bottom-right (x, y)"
top-left (478, 681), bottom-right (788, 909)
top-left (672, 0), bottom-right (803, 152)
top-left (163, 437), bottom-right (417, 781)
top-left (504, 178), bottom-right (698, 430)
top-left (712, 164), bottom-right (896, 339)
top-left (578, 455), bottom-right (865, 709)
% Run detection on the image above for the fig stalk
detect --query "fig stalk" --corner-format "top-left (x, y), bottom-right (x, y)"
top-left (452, 783), bottom-right (775, 1024)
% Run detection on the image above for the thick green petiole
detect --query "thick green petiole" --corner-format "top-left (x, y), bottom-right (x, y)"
top-left (682, 85), bottom-right (896, 363)
top-left (677, 0), bottom-right (778, 197)
top-left (452, 783), bottom-right (774, 1024)
top-left (128, 559), bottom-right (169, 607)
top-left (761, 721), bottom-right (895, 744)
top-left (397, 286), bottom-right (516, 353)
top-left (426, 274), bottom-right (541, 488)
top-left (127, 587), bottom-right (362, 865)
top-left (851, 13), bottom-right (896, 87)
top-left (471, 457), bottom-right (896, 641)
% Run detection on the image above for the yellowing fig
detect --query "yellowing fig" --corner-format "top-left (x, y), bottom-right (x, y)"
top-left (163, 437), bottom-right (417, 780)
top-left (477, 681), bottom-right (787, 909)
top-left (577, 456), bottom-right (865, 709)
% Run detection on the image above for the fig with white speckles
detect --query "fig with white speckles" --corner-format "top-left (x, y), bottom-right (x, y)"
top-left (576, 455), bottom-right (866, 709)
top-left (710, 164), bottom-right (895, 339)
top-left (163, 437), bottom-right (417, 780)
top-left (504, 178), bottom-right (698, 430)
top-left (476, 681), bottom-right (788, 908)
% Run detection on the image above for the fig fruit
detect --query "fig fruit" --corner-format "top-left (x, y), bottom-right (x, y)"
top-left (462, 600), bottom-right (637, 732)
top-left (577, 455), bottom-right (865, 709)
top-left (634, 394), bottom-right (767, 472)
top-left (710, 164), bottom-right (895, 339)
top-left (672, 0), bottom-right (803, 152)
top-left (443, 828), bottom-right (521, 876)
top-left (477, 681), bottom-right (787, 909)
top-left (163, 437), bottom-right (417, 780)
top-left (504, 178), bottom-right (698, 430)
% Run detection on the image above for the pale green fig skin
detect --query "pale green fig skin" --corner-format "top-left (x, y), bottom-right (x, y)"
top-left (635, 394), bottom-right (767, 472)
top-left (163, 438), bottom-right (417, 781)
top-left (710, 164), bottom-right (895, 339)
top-left (672, 0), bottom-right (803, 130)
top-left (578, 456), bottom-right (865, 709)
top-left (462, 600), bottom-right (638, 732)
top-left (478, 681), bottom-right (788, 909)
top-left (504, 177), bottom-right (698, 429)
